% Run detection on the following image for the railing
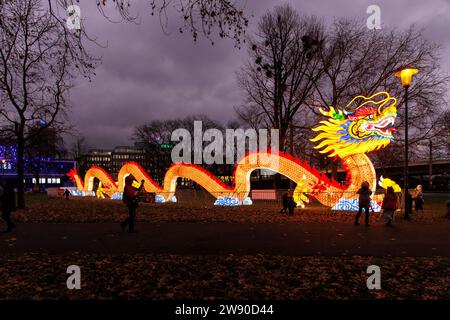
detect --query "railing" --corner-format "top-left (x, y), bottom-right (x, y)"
top-left (142, 189), bottom-right (389, 207)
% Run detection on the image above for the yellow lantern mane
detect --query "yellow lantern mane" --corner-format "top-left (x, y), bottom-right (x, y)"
top-left (311, 91), bottom-right (397, 158)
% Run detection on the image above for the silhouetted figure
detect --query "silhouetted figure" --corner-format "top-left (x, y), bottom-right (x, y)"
top-left (412, 184), bottom-right (424, 213)
top-left (1, 181), bottom-right (16, 233)
top-left (287, 195), bottom-right (297, 216)
top-left (381, 186), bottom-right (398, 226)
top-left (280, 192), bottom-right (289, 213)
top-left (404, 191), bottom-right (413, 220)
top-left (63, 189), bottom-right (70, 200)
top-left (120, 177), bottom-right (144, 233)
top-left (355, 181), bottom-right (372, 226)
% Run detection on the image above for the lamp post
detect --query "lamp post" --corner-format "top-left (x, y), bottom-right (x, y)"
top-left (395, 67), bottom-right (419, 219)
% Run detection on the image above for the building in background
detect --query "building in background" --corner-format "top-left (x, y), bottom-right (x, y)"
top-left (81, 145), bottom-right (162, 181)
top-left (79, 143), bottom-right (235, 188)
top-left (110, 146), bottom-right (149, 175)
top-left (0, 144), bottom-right (76, 189)
top-left (83, 149), bottom-right (112, 172)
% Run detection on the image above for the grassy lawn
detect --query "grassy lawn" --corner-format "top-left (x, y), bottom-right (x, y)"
top-left (0, 253), bottom-right (448, 299)
top-left (14, 192), bottom-right (450, 224)
top-left (2, 193), bottom-right (449, 300)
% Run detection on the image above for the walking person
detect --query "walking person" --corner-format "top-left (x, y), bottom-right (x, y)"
top-left (287, 195), bottom-right (297, 216)
top-left (404, 190), bottom-right (413, 220)
top-left (120, 176), bottom-right (144, 233)
top-left (355, 181), bottom-right (372, 226)
top-left (381, 186), bottom-right (398, 226)
top-left (1, 180), bottom-right (17, 233)
top-left (279, 192), bottom-right (289, 214)
top-left (412, 184), bottom-right (424, 213)
top-left (63, 188), bottom-right (70, 200)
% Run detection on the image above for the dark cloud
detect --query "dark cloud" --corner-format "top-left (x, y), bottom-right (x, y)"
top-left (69, 0), bottom-right (450, 148)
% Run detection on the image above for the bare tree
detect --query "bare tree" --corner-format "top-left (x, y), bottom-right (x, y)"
top-left (236, 4), bottom-right (325, 152)
top-left (314, 19), bottom-right (449, 165)
top-left (25, 125), bottom-right (66, 189)
top-left (70, 135), bottom-right (89, 160)
top-left (0, 0), bottom-right (95, 208)
top-left (446, 111), bottom-right (450, 159)
top-left (238, 11), bottom-right (449, 178)
top-left (69, 135), bottom-right (89, 176)
top-left (51, 0), bottom-right (249, 47)
top-left (133, 115), bottom-right (236, 184)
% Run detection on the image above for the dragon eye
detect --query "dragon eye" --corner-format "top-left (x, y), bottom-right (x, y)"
top-left (368, 114), bottom-right (374, 119)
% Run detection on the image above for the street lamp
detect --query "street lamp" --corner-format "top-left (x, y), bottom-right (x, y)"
top-left (395, 67), bottom-right (419, 219)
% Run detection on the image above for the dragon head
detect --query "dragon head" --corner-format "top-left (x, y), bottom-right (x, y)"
top-left (311, 91), bottom-right (397, 158)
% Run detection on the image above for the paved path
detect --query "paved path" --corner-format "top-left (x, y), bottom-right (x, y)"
top-left (1, 221), bottom-right (449, 257)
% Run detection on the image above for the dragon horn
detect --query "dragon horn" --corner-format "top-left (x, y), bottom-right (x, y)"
top-left (378, 175), bottom-right (384, 187)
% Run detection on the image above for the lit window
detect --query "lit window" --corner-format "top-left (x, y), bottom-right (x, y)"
top-left (56, 178), bottom-right (60, 184)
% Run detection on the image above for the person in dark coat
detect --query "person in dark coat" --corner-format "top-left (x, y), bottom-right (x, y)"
top-left (381, 186), bottom-right (398, 226)
top-left (1, 181), bottom-right (17, 233)
top-left (404, 190), bottom-right (413, 220)
top-left (355, 181), bottom-right (372, 226)
top-left (279, 192), bottom-right (289, 213)
top-left (120, 176), bottom-right (144, 233)
top-left (63, 189), bottom-right (70, 200)
top-left (412, 184), bottom-right (424, 213)
top-left (287, 195), bottom-right (297, 216)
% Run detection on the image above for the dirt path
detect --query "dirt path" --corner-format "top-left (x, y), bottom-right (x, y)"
top-left (1, 220), bottom-right (449, 256)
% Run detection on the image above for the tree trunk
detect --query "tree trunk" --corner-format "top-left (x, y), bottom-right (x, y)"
top-left (34, 171), bottom-right (40, 193)
top-left (17, 135), bottom-right (26, 209)
top-left (273, 126), bottom-right (288, 190)
top-left (279, 126), bottom-right (288, 153)
top-left (289, 121), bottom-right (295, 190)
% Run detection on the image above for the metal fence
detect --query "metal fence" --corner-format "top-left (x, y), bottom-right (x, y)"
top-left (152, 189), bottom-right (390, 207)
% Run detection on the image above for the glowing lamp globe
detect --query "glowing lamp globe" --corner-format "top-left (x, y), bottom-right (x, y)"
top-left (395, 68), bottom-right (419, 88)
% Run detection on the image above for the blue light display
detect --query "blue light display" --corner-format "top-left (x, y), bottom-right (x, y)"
top-left (332, 198), bottom-right (381, 212)
top-left (214, 196), bottom-right (240, 206)
top-left (111, 192), bottom-right (123, 200)
top-left (155, 195), bottom-right (166, 203)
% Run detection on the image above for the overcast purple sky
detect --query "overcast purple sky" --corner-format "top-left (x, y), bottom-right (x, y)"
top-left (70, 0), bottom-right (450, 148)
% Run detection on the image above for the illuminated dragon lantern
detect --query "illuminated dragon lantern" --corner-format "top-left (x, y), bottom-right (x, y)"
top-left (67, 91), bottom-right (399, 211)
top-left (309, 91), bottom-right (398, 209)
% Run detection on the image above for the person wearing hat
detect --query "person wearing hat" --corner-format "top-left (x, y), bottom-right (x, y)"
top-left (355, 181), bottom-right (372, 226)
top-left (381, 186), bottom-right (399, 226)
top-left (412, 184), bottom-right (424, 213)
top-left (120, 176), bottom-right (144, 233)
